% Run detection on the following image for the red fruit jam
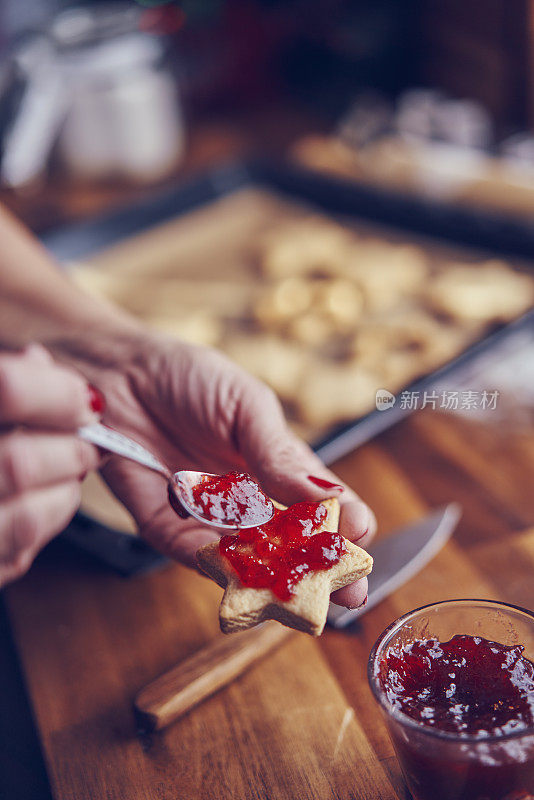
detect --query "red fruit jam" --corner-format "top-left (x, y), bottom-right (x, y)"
top-left (219, 501), bottom-right (346, 600)
top-left (379, 635), bottom-right (534, 800)
top-left (191, 471), bottom-right (272, 527)
top-left (381, 635), bottom-right (534, 736)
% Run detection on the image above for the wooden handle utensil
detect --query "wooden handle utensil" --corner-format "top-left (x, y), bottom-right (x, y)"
top-left (134, 622), bottom-right (294, 731)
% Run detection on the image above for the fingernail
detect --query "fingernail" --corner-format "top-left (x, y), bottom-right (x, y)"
top-left (168, 484), bottom-right (190, 519)
top-left (88, 384), bottom-right (106, 415)
top-left (307, 475), bottom-right (344, 492)
top-left (354, 526), bottom-right (369, 542)
top-left (347, 594), bottom-right (368, 610)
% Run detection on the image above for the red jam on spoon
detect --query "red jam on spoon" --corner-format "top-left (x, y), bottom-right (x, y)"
top-left (190, 471), bottom-right (272, 527)
top-left (219, 500), bottom-right (346, 600)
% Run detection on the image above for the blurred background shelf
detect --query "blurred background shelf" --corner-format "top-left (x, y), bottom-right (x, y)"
top-left (3, 0), bottom-right (534, 232)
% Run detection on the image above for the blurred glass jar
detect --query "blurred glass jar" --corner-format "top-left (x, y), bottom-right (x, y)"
top-left (53, 6), bottom-right (185, 183)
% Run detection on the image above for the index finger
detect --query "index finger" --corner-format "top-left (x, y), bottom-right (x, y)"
top-left (0, 348), bottom-right (98, 430)
top-left (236, 384), bottom-right (376, 544)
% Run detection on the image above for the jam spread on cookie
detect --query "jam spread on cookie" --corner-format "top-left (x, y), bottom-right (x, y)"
top-left (191, 471), bottom-right (272, 527)
top-left (219, 501), bottom-right (346, 600)
top-left (380, 635), bottom-right (534, 736)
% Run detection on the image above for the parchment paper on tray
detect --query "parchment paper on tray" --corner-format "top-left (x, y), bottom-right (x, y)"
top-left (70, 187), bottom-right (534, 442)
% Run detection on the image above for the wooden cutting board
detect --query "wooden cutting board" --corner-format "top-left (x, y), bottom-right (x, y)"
top-left (4, 410), bottom-right (534, 799)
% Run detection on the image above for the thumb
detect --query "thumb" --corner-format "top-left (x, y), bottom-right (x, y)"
top-left (235, 383), bottom-right (376, 545)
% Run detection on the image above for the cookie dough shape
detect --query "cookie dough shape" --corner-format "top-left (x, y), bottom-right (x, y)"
top-left (223, 334), bottom-right (309, 401)
top-left (426, 261), bottom-right (534, 323)
top-left (259, 219), bottom-right (354, 278)
top-left (197, 498), bottom-right (373, 637)
top-left (296, 362), bottom-right (379, 428)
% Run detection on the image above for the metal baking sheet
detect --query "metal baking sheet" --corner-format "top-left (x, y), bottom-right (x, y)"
top-left (41, 159), bottom-right (534, 572)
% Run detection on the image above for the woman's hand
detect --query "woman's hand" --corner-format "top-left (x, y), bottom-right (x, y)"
top-left (0, 204), bottom-right (375, 605)
top-left (66, 332), bottom-right (376, 609)
top-left (0, 345), bottom-right (99, 587)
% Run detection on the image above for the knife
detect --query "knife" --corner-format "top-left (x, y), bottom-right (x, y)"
top-left (327, 502), bottom-right (461, 628)
top-left (135, 503), bottom-right (461, 731)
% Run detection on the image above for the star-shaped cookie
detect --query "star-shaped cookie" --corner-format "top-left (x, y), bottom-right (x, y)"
top-left (197, 498), bottom-right (373, 636)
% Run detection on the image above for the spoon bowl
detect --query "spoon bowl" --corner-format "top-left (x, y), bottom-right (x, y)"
top-left (173, 471), bottom-right (274, 530)
top-left (78, 423), bottom-right (273, 530)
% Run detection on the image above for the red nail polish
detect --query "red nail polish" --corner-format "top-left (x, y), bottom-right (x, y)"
top-left (88, 384), bottom-right (106, 415)
top-left (355, 527), bottom-right (369, 542)
top-left (307, 475), bottom-right (344, 491)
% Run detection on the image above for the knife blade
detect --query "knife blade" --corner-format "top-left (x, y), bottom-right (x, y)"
top-left (327, 502), bottom-right (461, 628)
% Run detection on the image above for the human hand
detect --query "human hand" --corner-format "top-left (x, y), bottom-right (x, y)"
top-left (0, 345), bottom-right (100, 587)
top-left (76, 333), bottom-right (376, 609)
top-left (0, 203), bottom-right (375, 604)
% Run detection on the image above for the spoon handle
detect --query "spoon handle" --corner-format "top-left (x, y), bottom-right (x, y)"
top-left (78, 423), bottom-right (170, 479)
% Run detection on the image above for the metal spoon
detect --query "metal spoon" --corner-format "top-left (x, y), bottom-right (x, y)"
top-left (78, 422), bottom-right (274, 530)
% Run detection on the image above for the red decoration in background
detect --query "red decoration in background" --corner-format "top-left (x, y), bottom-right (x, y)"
top-left (139, 5), bottom-right (186, 35)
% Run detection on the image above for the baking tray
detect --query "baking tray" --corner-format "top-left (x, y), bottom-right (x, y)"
top-left (292, 135), bottom-right (534, 231)
top-left (41, 159), bottom-right (534, 573)
top-left (43, 160), bottom-right (534, 261)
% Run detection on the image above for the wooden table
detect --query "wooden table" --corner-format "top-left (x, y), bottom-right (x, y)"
top-left (2, 408), bottom-right (534, 800)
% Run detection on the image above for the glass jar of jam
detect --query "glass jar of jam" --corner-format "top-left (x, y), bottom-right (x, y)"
top-left (368, 600), bottom-right (534, 800)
